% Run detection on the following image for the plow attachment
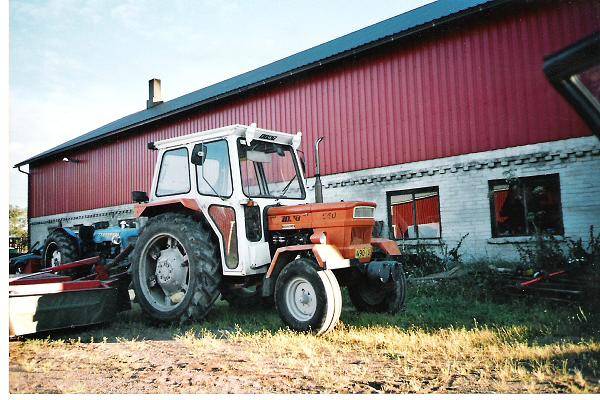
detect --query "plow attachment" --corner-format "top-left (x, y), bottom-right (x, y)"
top-left (9, 248), bottom-right (132, 337)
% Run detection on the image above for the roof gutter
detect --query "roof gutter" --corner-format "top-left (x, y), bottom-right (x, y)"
top-left (14, 0), bottom-right (509, 168)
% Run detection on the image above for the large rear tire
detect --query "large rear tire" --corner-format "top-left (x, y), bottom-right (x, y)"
top-left (275, 258), bottom-right (342, 335)
top-left (348, 264), bottom-right (407, 314)
top-left (42, 229), bottom-right (78, 268)
top-left (131, 213), bottom-right (221, 323)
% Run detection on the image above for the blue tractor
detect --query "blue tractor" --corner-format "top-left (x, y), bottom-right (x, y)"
top-left (42, 222), bottom-right (139, 270)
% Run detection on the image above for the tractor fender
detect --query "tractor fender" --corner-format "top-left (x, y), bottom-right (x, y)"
top-left (43, 227), bottom-right (82, 258)
top-left (371, 238), bottom-right (401, 256)
top-left (262, 244), bottom-right (349, 297)
top-left (134, 198), bottom-right (202, 218)
top-left (58, 227), bottom-right (78, 240)
top-left (134, 199), bottom-right (230, 271)
top-left (46, 227), bottom-right (79, 244)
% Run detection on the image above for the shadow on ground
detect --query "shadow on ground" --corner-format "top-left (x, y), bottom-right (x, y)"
top-left (15, 283), bottom-right (600, 346)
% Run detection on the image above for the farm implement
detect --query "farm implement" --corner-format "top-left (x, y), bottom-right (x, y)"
top-left (9, 249), bottom-right (132, 337)
top-left (504, 262), bottom-right (594, 303)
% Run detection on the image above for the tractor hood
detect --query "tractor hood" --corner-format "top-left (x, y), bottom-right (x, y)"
top-left (267, 201), bottom-right (376, 231)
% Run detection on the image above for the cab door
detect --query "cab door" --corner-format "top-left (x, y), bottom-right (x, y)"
top-left (191, 139), bottom-right (242, 272)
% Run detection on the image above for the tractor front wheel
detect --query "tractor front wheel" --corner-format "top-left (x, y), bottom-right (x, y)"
top-left (275, 258), bottom-right (342, 335)
top-left (130, 213), bottom-right (221, 323)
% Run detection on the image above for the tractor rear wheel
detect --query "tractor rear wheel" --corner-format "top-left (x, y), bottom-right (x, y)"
top-left (42, 229), bottom-right (78, 268)
top-left (131, 213), bottom-right (221, 323)
top-left (275, 258), bottom-right (342, 335)
top-left (348, 265), bottom-right (407, 314)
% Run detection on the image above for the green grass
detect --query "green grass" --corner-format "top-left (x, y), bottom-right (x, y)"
top-left (11, 279), bottom-right (600, 393)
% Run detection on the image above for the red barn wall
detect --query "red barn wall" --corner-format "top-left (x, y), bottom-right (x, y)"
top-left (29, 1), bottom-right (599, 218)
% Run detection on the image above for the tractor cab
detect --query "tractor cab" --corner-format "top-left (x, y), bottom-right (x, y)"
top-left (138, 124), bottom-right (309, 276)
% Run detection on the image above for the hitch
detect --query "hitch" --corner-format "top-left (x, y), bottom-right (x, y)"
top-left (364, 260), bottom-right (403, 283)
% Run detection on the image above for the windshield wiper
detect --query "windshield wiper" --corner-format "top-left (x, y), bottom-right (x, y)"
top-left (201, 167), bottom-right (227, 200)
top-left (275, 176), bottom-right (297, 201)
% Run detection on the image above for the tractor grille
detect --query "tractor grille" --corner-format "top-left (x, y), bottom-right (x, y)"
top-left (353, 206), bottom-right (374, 219)
top-left (351, 227), bottom-right (371, 245)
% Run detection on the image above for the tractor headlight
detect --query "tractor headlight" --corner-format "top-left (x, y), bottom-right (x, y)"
top-left (111, 235), bottom-right (121, 245)
top-left (353, 206), bottom-right (375, 219)
top-left (319, 232), bottom-right (327, 245)
top-left (310, 231), bottom-right (327, 245)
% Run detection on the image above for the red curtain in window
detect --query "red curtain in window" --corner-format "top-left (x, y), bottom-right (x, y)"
top-left (415, 195), bottom-right (440, 225)
top-left (493, 189), bottom-right (509, 224)
top-left (391, 203), bottom-right (413, 238)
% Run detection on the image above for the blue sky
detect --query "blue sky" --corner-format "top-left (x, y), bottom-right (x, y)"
top-left (9, 0), bottom-right (434, 208)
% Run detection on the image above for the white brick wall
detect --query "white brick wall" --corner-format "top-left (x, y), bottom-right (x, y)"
top-left (29, 135), bottom-right (600, 264)
top-left (309, 136), bottom-right (600, 262)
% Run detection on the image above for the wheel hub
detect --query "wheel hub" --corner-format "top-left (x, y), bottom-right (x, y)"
top-left (285, 278), bottom-right (317, 321)
top-left (51, 250), bottom-right (61, 267)
top-left (155, 247), bottom-right (187, 295)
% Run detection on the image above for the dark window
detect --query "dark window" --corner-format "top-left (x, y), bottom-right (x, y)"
top-left (156, 147), bottom-right (190, 197)
top-left (387, 187), bottom-right (441, 239)
top-left (489, 174), bottom-right (563, 237)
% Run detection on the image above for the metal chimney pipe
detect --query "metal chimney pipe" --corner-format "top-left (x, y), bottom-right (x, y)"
top-left (314, 137), bottom-right (324, 203)
top-left (147, 78), bottom-right (163, 109)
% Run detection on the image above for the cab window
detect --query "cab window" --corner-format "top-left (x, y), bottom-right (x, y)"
top-left (156, 147), bottom-right (191, 197)
top-left (196, 140), bottom-right (233, 198)
top-left (238, 139), bottom-right (305, 200)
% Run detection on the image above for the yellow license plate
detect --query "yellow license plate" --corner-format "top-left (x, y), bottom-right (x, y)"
top-left (355, 246), bottom-right (372, 259)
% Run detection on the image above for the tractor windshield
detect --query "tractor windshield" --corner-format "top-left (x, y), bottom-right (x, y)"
top-left (238, 139), bottom-right (305, 200)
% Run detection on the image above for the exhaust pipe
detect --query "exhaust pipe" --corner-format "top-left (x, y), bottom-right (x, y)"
top-left (314, 137), bottom-right (324, 203)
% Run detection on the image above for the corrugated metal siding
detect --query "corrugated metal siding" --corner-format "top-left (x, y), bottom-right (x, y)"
top-left (29, 1), bottom-right (599, 218)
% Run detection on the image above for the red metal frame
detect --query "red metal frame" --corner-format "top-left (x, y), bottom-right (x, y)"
top-left (520, 270), bottom-right (567, 288)
top-left (9, 275), bottom-right (71, 285)
top-left (9, 280), bottom-right (109, 296)
top-left (41, 256), bottom-right (101, 273)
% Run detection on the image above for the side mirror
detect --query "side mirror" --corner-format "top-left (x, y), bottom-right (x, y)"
top-left (297, 149), bottom-right (307, 175)
top-left (132, 191), bottom-right (149, 203)
top-left (191, 143), bottom-right (207, 165)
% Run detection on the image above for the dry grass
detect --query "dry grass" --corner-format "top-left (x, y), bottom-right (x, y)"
top-left (9, 282), bottom-right (600, 393)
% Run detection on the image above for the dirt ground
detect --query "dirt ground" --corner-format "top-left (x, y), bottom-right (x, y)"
top-left (9, 286), bottom-right (600, 394)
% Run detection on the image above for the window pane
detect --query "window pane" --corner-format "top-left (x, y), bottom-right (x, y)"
top-left (238, 140), bottom-right (304, 199)
top-left (415, 191), bottom-right (440, 238)
top-left (240, 158), bottom-right (261, 196)
top-left (524, 175), bottom-right (563, 235)
top-left (390, 194), bottom-right (416, 239)
top-left (197, 140), bottom-right (232, 197)
top-left (156, 148), bottom-right (190, 196)
top-left (491, 182), bottom-right (527, 237)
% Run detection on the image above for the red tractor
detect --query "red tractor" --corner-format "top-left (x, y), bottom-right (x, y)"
top-left (130, 124), bottom-right (405, 334)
